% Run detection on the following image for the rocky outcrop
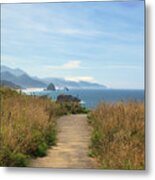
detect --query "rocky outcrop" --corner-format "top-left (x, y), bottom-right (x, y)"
top-left (64, 87), bottom-right (69, 91)
top-left (46, 83), bottom-right (56, 91)
top-left (56, 94), bottom-right (80, 103)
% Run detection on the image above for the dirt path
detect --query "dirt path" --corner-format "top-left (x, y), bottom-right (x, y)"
top-left (30, 114), bottom-right (97, 169)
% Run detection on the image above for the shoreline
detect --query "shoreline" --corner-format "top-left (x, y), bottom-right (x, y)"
top-left (21, 88), bottom-right (144, 109)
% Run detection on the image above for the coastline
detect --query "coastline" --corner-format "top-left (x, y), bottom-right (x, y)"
top-left (21, 88), bottom-right (145, 109)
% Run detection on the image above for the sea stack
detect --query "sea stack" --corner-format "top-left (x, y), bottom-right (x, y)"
top-left (46, 83), bottom-right (56, 91)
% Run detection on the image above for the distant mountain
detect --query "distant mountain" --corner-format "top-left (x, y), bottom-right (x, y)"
top-left (78, 81), bottom-right (106, 89)
top-left (0, 80), bottom-right (21, 89)
top-left (1, 71), bottom-right (46, 88)
top-left (42, 77), bottom-right (106, 89)
top-left (1, 65), bottom-right (26, 76)
top-left (1, 65), bottom-right (107, 89)
top-left (16, 74), bottom-right (46, 88)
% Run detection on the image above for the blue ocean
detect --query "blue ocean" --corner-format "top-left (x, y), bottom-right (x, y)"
top-left (30, 89), bottom-right (144, 109)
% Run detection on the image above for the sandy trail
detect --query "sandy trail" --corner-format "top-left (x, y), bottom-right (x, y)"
top-left (30, 114), bottom-right (97, 169)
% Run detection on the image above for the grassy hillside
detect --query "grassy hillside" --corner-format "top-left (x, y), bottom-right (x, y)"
top-left (0, 88), bottom-right (58, 167)
top-left (0, 87), bottom-right (88, 167)
top-left (88, 101), bottom-right (144, 170)
top-left (0, 87), bottom-right (144, 169)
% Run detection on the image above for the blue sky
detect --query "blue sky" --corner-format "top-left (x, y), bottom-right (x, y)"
top-left (1, 1), bottom-right (144, 89)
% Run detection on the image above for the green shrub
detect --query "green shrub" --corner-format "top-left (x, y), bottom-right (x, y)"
top-left (0, 147), bottom-right (12, 166)
top-left (10, 153), bottom-right (29, 167)
top-left (32, 130), bottom-right (44, 145)
top-left (33, 143), bottom-right (48, 157)
top-left (91, 130), bottom-right (102, 149)
top-left (45, 128), bottom-right (57, 146)
top-left (0, 147), bottom-right (29, 167)
top-left (56, 102), bottom-right (89, 115)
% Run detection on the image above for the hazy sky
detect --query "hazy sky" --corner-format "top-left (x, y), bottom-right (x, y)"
top-left (1, 1), bottom-right (144, 89)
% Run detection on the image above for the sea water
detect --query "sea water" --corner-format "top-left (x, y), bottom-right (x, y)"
top-left (25, 89), bottom-right (144, 109)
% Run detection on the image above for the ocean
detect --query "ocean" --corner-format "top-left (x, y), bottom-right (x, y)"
top-left (24, 89), bottom-right (144, 109)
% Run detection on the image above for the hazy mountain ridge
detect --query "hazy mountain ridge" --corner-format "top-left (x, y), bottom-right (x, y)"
top-left (0, 80), bottom-right (22, 89)
top-left (1, 67), bottom-right (46, 88)
top-left (1, 65), bottom-right (107, 89)
top-left (1, 65), bottom-right (26, 76)
top-left (42, 77), bottom-right (106, 89)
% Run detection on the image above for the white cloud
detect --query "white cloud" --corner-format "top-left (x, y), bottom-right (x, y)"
top-left (63, 61), bottom-right (81, 68)
top-left (65, 76), bottom-right (95, 82)
top-left (46, 60), bottom-right (81, 70)
top-left (59, 28), bottom-right (102, 37)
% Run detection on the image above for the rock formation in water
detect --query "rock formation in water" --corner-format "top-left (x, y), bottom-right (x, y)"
top-left (46, 83), bottom-right (56, 91)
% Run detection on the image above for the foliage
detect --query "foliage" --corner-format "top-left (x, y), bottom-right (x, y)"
top-left (56, 101), bottom-right (89, 115)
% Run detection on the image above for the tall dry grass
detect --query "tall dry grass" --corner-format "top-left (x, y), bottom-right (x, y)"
top-left (0, 88), bottom-right (58, 167)
top-left (88, 101), bottom-right (144, 169)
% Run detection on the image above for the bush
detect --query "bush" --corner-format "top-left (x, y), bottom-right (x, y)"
top-left (0, 146), bottom-right (29, 167)
top-left (56, 102), bottom-right (89, 115)
top-left (45, 128), bottom-right (57, 146)
top-left (10, 153), bottom-right (29, 167)
top-left (33, 143), bottom-right (48, 157)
